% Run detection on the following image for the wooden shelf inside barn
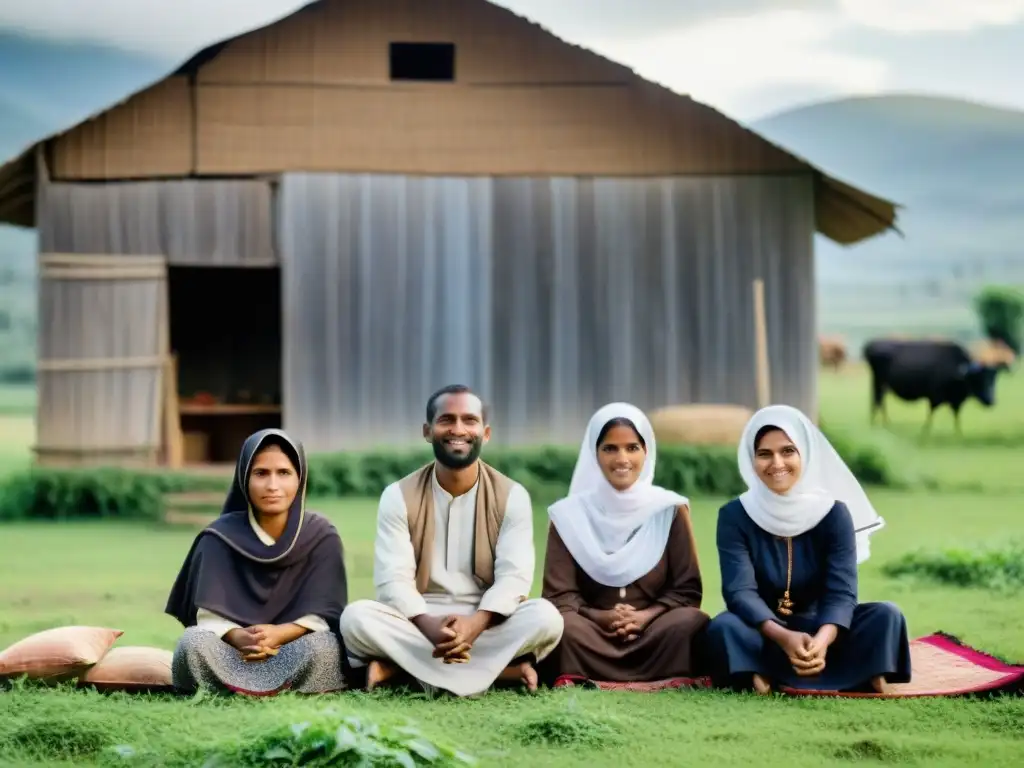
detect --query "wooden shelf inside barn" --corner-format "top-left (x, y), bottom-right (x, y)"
top-left (173, 376), bottom-right (283, 463)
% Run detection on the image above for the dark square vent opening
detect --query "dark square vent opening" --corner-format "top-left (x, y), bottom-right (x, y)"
top-left (389, 42), bottom-right (456, 81)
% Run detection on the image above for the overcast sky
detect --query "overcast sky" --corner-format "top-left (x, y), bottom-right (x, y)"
top-left (0, 0), bottom-right (1021, 120)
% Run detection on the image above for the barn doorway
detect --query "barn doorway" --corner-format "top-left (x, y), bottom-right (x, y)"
top-left (167, 265), bottom-right (282, 464)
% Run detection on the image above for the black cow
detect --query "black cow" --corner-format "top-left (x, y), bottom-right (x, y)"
top-left (862, 338), bottom-right (1003, 435)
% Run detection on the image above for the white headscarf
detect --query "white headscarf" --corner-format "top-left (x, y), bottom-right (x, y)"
top-left (547, 403), bottom-right (688, 587)
top-left (737, 404), bottom-right (885, 564)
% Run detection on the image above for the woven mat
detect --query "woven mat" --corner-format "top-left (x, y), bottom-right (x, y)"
top-left (552, 633), bottom-right (1024, 698)
top-left (780, 632), bottom-right (1024, 699)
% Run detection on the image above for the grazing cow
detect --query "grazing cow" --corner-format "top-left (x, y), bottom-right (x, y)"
top-left (819, 335), bottom-right (847, 371)
top-left (862, 338), bottom-right (1004, 435)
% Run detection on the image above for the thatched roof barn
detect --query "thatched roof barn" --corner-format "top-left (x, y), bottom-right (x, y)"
top-left (0, 0), bottom-right (898, 465)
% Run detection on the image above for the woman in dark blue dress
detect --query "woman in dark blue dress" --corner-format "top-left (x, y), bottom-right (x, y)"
top-left (704, 405), bottom-right (912, 694)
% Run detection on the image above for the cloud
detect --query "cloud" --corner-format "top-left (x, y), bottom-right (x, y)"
top-left (838, 0), bottom-right (1024, 33)
top-left (0, 0), bottom-right (307, 58)
top-left (7, 0), bottom-right (1020, 121)
top-left (498, 0), bottom-right (823, 40)
top-left (0, 0), bottom-right (829, 56)
top-left (582, 9), bottom-right (888, 119)
top-left (0, 1), bottom-right (830, 55)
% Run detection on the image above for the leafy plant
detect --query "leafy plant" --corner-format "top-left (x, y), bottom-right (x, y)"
top-left (305, 445), bottom-right (744, 498)
top-left (0, 427), bottom-right (902, 522)
top-left (882, 543), bottom-right (1024, 592)
top-left (973, 285), bottom-right (1024, 354)
top-left (0, 467), bottom-right (225, 522)
top-left (205, 713), bottom-right (476, 767)
top-left (511, 698), bottom-right (623, 748)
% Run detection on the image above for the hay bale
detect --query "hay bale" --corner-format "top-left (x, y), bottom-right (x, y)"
top-left (971, 338), bottom-right (1016, 368)
top-left (883, 333), bottom-right (952, 342)
top-left (649, 404), bottom-right (753, 446)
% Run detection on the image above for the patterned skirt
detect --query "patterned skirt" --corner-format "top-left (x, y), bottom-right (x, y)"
top-left (171, 626), bottom-right (345, 695)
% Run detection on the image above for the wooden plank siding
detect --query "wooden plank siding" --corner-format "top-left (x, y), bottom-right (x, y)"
top-left (35, 254), bottom-right (169, 464)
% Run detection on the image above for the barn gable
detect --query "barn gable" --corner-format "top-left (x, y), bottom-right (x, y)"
top-left (0, 0), bottom-right (897, 244)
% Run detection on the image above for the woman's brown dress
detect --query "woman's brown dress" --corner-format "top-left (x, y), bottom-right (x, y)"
top-left (542, 506), bottom-right (709, 682)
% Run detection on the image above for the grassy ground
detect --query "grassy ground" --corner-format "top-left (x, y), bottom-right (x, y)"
top-left (818, 362), bottom-right (1022, 492)
top-left (0, 384), bottom-right (34, 416)
top-left (2, 492), bottom-right (1022, 659)
top-left (0, 385), bottom-right (34, 477)
top-left (1, 492), bottom-right (1023, 767)
top-left (0, 415), bottom-right (33, 476)
top-left (1, 372), bottom-right (1023, 766)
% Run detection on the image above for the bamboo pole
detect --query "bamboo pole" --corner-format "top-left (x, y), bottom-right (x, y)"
top-left (150, 273), bottom-right (170, 467)
top-left (164, 354), bottom-right (184, 469)
top-left (753, 278), bottom-right (771, 409)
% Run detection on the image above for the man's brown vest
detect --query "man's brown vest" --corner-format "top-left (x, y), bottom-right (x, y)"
top-left (398, 461), bottom-right (513, 594)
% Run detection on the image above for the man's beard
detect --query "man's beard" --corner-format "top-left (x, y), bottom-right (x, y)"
top-left (432, 436), bottom-right (483, 469)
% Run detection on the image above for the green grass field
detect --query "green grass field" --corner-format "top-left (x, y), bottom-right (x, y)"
top-left (0, 384), bottom-right (34, 416)
top-left (818, 363), bottom-right (1022, 492)
top-left (1, 369), bottom-right (1023, 767)
top-left (0, 385), bottom-right (34, 477)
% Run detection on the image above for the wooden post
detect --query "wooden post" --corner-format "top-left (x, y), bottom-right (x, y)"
top-left (149, 262), bottom-right (170, 467)
top-left (163, 353), bottom-right (184, 469)
top-left (753, 278), bottom-right (771, 409)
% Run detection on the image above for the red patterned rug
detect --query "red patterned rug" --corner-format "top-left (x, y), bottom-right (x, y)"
top-left (552, 633), bottom-right (1024, 698)
top-left (780, 632), bottom-right (1024, 699)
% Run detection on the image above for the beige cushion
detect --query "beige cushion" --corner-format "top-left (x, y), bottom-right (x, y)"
top-left (0, 625), bottom-right (123, 680)
top-left (79, 646), bottom-right (174, 691)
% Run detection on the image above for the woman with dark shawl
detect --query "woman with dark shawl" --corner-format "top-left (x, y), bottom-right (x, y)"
top-left (542, 403), bottom-right (709, 683)
top-left (165, 429), bottom-right (348, 695)
top-left (705, 405), bottom-right (911, 695)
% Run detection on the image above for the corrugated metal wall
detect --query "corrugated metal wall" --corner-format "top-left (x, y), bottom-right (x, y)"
top-left (38, 179), bottom-right (276, 266)
top-left (278, 172), bottom-right (817, 451)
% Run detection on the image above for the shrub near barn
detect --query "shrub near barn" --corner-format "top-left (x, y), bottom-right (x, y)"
top-left (0, 426), bottom-right (903, 522)
top-left (0, 468), bottom-right (227, 522)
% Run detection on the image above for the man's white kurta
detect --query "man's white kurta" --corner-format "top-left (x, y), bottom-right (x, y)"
top-left (341, 470), bottom-right (564, 696)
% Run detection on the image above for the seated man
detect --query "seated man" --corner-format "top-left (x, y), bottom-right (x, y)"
top-left (340, 385), bottom-right (564, 697)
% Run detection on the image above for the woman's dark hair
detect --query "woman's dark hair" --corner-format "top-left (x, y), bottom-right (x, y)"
top-left (252, 434), bottom-right (301, 474)
top-left (753, 424), bottom-right (785, 450)
top-left (596, 417), bottom-right (646, 449)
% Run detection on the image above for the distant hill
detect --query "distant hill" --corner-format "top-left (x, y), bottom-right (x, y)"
top-left (753, 94), bottom-right (1024, 266)
top-left (0, 31), bottom-right (169, 158)
top-left (752, 94), bottom-right (1024, 345)
top-left (0, 90), bottom-right (49, 154)
top-left (0, 32), bottom-right (169, 373)
top-left (0, 31), bottom-right (169, 260)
